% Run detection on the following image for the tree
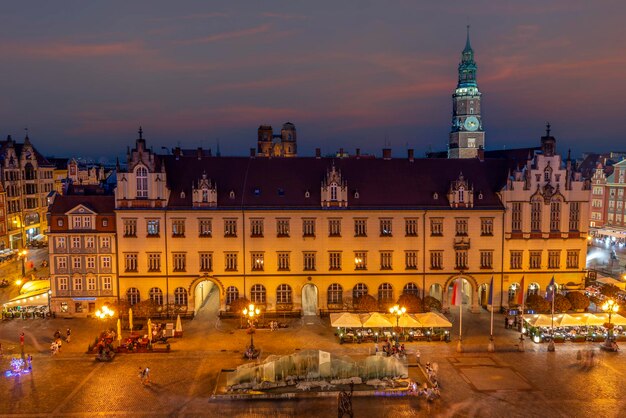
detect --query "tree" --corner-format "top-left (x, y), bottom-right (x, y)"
top-left (600, 284), bottom-right (620, 299)
top-left (354, 294), bottom-right (378, 312)
top-left (397, 293), bottom-right (424, 313)
top-left (422, 296), bottom-right (442, 312)
top-left (525, 294), bottom-right (550, 313)
top-left (229, 297), bottom-right (251, 315)
top-left (553, 294), bottom-right (572, 313)
top-left (566, 291), bottom-right (590, 311)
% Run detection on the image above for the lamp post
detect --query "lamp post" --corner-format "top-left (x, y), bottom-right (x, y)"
top-left (242, 303), bottom-right (260, 358)
top-left (602, 299), bottom-right (619, 350)
top-left (47, 289), bottom-right (52, 317)
top-left (389, 305), bottom-right (406, 343)
top-left (19, 249), bottom-right (28, 277)
top-left (95, 305), bottom-right (115, 330)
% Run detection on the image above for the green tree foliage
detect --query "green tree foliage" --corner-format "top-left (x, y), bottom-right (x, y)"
top-left (600, 284), bottom-right (620, 299)
top-left (354, 294), bottom-right (379, 312)
top-left (396, 293), bottom-right (424, 313)
top-left (566, 291), bottom-right (590, 311)
top-left (229, 297), bottom-right (251, 315)
top-left (553, 294), bottom-right (572, 313)
top-left (525, 294), bottom-right (550, 313)
top-left (422, 296), bottom-right (442, 312)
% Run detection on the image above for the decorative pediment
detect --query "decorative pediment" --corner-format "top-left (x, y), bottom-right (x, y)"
top-left (65, 204), bottom-right (97, 216)
top-left (192, 172), bottom-right (217, 207)
top-left (447, 172), bottom-right (474, 208)
top-left (321, 164), bottom-right (348, 207)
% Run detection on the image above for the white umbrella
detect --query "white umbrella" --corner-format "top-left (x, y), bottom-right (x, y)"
top-left (116, 318), bottom-right (122, 344)
top-left (176, 314), bottom-right (183, 333)
top-left (147, 318), bottom-right (153, 342)
top-left (330, 312), bottom-right (362, 328)
top-left (128, 308), bottom-right (133, 332)
top-left (554, 314), bottom-right (584, 327)
top-left (413, 312), bottom-right (453, 328)
top-left (607, 313), bottom-right (626, 326)
top-left (527, 314), bottom-right (554, 327)
top-left (386, 313), bottom-right (422, 328)
top-left (579, 313), bottom-right (607, 326)
top-left (359, 312), bottom-right (393, 328)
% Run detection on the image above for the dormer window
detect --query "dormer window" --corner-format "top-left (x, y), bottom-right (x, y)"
top-left (136, 166), bottom-right (148, 198)
top-left (321, 165), bottom-right (348, 207)
top-left (229, 190), bottom-right (235, 199)
top-left (330, 183), bottom-right (338, 201)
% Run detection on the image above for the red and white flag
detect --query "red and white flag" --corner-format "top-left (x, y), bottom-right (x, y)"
top-left (517, 276), bottom-right (525, 306)
top-left (451, 279), bottom-right (463, 306)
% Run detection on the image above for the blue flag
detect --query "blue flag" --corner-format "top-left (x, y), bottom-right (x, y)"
top-left (488, 276), bottom-right (494, 305)
top-left (546, 276), bottom-right (555, 301)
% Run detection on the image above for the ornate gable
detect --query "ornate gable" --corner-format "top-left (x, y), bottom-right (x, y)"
top-left (447, 172), bottom-right (474, 208)
top-left (192, 172), bottom-right (217, 207)
top-left (321, 164), bottom-right (348, 207)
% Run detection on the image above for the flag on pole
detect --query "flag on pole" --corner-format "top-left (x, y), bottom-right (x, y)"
top-left (451, 279), bottom-right (463, 306)
top-left (488, 276), bottom-right (494, 305)
top-left (517, 276), bottom-right (525, 306)
top-left (546, 276), bottom-right (556, 301)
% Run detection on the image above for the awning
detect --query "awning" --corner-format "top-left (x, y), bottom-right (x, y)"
top-left (413, 312), bottom-right (453, 328)
top-left (330, 312), bottom-right (362, 328)
top-left (386, 313), bottom-right (422, 328)
top-left (359, 312), bottom-right (393, 328)
top-left (4, 289), bottom-right (49, 307)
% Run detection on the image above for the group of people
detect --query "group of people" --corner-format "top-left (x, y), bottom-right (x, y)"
top-left (375, 340), bottom-right (406, 357)
top-left (149, 322), bottom-right (170, 342)
top-left (50, 328), bottom-right (71, 355)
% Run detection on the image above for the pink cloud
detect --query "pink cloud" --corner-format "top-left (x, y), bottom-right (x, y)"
top-left (172, 24), bottom-right (272, 45)
top-left (0, 40), bottom-right (144, 58)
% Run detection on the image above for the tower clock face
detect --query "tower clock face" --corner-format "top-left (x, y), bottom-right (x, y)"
top-left (464, 116), bottom-right (479, 131)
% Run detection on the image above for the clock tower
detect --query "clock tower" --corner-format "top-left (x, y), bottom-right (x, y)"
top-left (448, 26), bottom-right (485, 159)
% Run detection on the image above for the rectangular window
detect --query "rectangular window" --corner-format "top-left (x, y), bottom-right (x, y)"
top-left (380, 251), bottom-right (393, 270)
top-left (430, 218), bottom-right (443, 236)
top-left (302, 218), bottom-right (316, 237)
top-left (569, 202), bottom-right (580, 231)
top-left (199, 219), bottom-right (212, 237)
top-left (405, 218), bottom-right (418, 237)
top-left (480, 218), bottom-right (494, 236)
top-left (550, 200), bottom-right (561, 232)
top-left (100, 236), bottom-right (110, 250)
top-left (251, 252), bottom-right (265, 271)
top-left (511, 251), bottom-right (522, 270)
top-left (250, 218), bottom-right (264, 237)
top-left (102, 277), bottom-right (112, 291)
top-left (354, 219), bottom-right (367, 237)
top-left (548, 250), bottom-right (560, 269)
top-left (86, 256), bottom-right (96, 270)
top-left (531, 201), bottom-right (542, 232)
top-left (455, 218), bottom-right (468, 236)
top-left (72, 257), bottom-right (81, 270)
top-left (83, 217), bottom-right (92, 229)
top-left (379, 219), bottom-right (393, 237)
top-left (277, 252), bottom-right (290, 271)
top-left (125, 253), bottom-right (138, 272)
top-left (87, 276), bottom-right (96, 291)
top-left (123, 219), bottom-right (137, 237)
top-left (303, 252), bottom-right (316, 271)
top-left (57, 256), bottom-right (67, 270)
top-left (225, 253), bottom-right (238, 271)
top-left (72, 217), bottom-right (81, 229)
top-left (224, 219), bottom-right (237, 237)
top-left (147, 219), bottom-right (160, 237)
top-left (455, 250), bottom-right (468, 269)
top-left (200, 252), bottom-right (213, 272)
top-left (101, 256), bottom-right (111, 269)
top-left (328, 219), bottom-right (341, 237)
top-left (148, 253), bottom-right (161, 272)
top-left (172, 219), bottom-right (185, 237)
top-left (329, 251), bottom-right (342, 270)
top-left (56, 236), bottom-right (66, 249)
top-left (173, 253), bottom-right (186, 272)
top-left (85, 236), bottom-right (95, 249)
top-left (567, 250), bottom-right (579, 269)
top-left (405, 251), bottom-right (418, 270)
top-left (480, 251), bottom-right (493, 269)
top-left (277, 218), bottom-right (290, 237)
top-left (73, 277), bottom-right (82, 291)
top-left (354, 251), bottom-right (367, 270)
top-left (58, 277), bottom-right (68, 291)
top-left (71, 236), bottom-right (80, 249)
top-left (430, 251), bottom-right (443, 269)
top-left (529, 251), bottom-right (542, 269)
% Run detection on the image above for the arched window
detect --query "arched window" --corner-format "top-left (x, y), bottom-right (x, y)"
top-left (24, 163), bottom-right (36, 180)
top-left (149, 287), bottom-right (163, 305)
top-left (528, 283), bottom-right (540, 297)
top-left (458, 186), bottom-right (465, 203)
top-left (251, 284), bottom-right (266, 304)
top-left (508, 283), bottom-right (519, 303)
top-left (531, 199), bottom-right (542, 232)
top-left (330, 182), bottom-right (338, 201)
top-left (378, 283), bottom-right (393, 303)
top-left (226, 286), bottom-right (239, 305)
top-left (202, 189), bottom-right (209, 203)
top-left (550, 199), bottom-right (561, 232)
top-left (328, 283), bottom-right (343, 304)
top-left (136, 166), bottom-right (148, 198)
top-left (276, 284), bottom-right (292, 304)
top-left (353, 283), bottom-right (368, 300)
top-left (174, 287), bottom-right (188, 306)
top-left (127, 288), bottom-right (140, 306)
top-left (403, 282), bottom-right (419, 296)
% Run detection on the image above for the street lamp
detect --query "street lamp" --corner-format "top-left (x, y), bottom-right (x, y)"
top-left (19, 249), bottom-right (28, 277)
top-left (389, 305), bottom-right (406, 342)
top-left (242, 303), bottom-right (260, 358)
top-left (602, 299), bottom-right (619, 350)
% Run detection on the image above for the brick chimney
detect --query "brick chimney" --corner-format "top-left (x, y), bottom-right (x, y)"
top-left (382, 148), bottom-right (392, 160)
top-left (250, 148), bottom-right (256, 157)
top-left (315, 148), bottom-right (321, 158)
top-left (408, 149), bottom-right (414, 162)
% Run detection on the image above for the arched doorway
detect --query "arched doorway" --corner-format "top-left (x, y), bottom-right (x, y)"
top-left (302, 283), bottom-right (318, 316)
top-left (429, 284), bottom-right (442, 301)
top-left (479, 283), bottom-right (489, 307)
top-left (443, 275), bottom-right (479, 313)
top-left (193, 280), bottom-right (220, 319)
top-left (447, 279), bottom-right (472, 306)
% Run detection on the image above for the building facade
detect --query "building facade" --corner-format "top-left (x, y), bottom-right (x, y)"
top-left (589, 158), bottom-right (626, 245)
top-left (48, 195), bottom-right (117, 316)
top-left (0, 135), bottom-right (55, 248)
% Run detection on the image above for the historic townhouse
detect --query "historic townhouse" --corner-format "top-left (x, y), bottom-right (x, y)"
top-left (48, 195), bottom-right (117, 316)
top-left (0, 135), bottom-right (55, 248)
top-left (589, 159), bottom-right (626, 233)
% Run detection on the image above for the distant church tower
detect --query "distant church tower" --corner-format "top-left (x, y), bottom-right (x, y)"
top-left (448, 26), bottom-right (485, 159)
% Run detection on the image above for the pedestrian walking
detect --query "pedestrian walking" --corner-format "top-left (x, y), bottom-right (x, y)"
top-left (20, 332), bottom-right (25, 346)
top-left (138, 367), bottom-right (145, 384)
top-left (66, 328), bottom-right (71, 343)
top-left (416, 350), bottom-right (421, 365)
top-left (27, 354), bottom-right (32, 371)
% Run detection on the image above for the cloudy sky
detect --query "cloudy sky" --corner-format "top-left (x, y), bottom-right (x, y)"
top-left (1, 0), bottom-right (624, 160)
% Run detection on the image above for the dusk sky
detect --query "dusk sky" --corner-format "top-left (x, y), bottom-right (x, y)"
top-left (1, 1), bottom-right (625, 160)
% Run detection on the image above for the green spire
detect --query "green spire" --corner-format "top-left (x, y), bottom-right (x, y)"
top-left (463, 25), bottom-right (472, 53)
top-left (457, 25), bottom-right (477, 89)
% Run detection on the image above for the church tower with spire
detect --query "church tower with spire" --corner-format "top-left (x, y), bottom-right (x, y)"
top-left (448, 26), bottom-right (485, 159)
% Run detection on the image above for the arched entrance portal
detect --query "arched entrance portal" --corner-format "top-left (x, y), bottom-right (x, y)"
top-left (193, 280), bottom-right (220, 320)
top-left (429, 284), bottom-right (442, 302)
top-left (443, 275), bottom-right (480, 313)
top-left (302, 284), bottom-right (318, 316)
